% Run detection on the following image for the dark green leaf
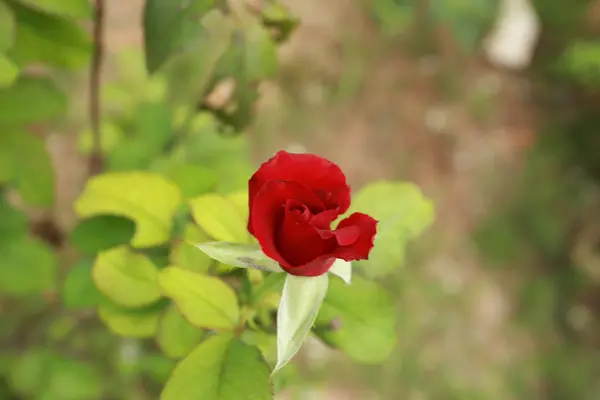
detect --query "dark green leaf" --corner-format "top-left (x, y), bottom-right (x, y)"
top-left (0, 236), bottom-right (58, 295)
top-left (143, 0), bottom-right (215, 73)
top-left (69, 215), bottom-right (136, 254)
top-left (9, 1), bottom-right (91, 69)
top-left (0, 76), bottom-right (67, 124)
top-left (0, 1), bottom-right (15, 52)
top-left (61, 259), bottom-right (103, 310)
top-left (45, 357), bottom-right (103, 400)
top-left (17, 0), bottom-right (92, 19)
top-left (0, 194), bottom-right (28, 238)
top-left (0, 130), bottom-right (55, 206)
top-left (8, 348), bottom-right (54, 396)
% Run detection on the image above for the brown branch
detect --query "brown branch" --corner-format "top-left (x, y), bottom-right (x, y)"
top-left (89, 0), bottom-right (105, 176)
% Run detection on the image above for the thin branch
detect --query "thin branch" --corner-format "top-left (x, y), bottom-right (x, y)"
top-left (89, 0), bottom-right (105, 176)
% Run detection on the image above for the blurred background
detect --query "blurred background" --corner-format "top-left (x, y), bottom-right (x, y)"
top-left (4, 0), bottom-right (600, 398)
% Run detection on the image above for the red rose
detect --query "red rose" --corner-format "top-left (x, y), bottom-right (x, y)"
top-left (247, 150), bottom-right (378, 277)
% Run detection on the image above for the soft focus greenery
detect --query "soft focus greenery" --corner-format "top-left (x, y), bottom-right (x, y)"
top-left (3, 0), bottom-right (600, 398)
top-left (0, 0), bottom-right (434, 399)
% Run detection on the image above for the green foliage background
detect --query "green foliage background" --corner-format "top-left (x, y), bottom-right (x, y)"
top-left (0, 0), bottom-right (434, 399)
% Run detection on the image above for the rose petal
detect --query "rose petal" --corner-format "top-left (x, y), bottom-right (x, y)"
top-left (276, 207), bottom-right (337, 268)
top-left (248, 151), bottom-right (351, 234)
top-left (251, 180), bottom-right (324, 268)
top-left (284, 256), bottom-right (335, 277)
top-left (333, 212), bottom-right (378, 261)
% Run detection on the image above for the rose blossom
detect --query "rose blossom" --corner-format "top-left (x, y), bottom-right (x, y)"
top-left (247, 150), bottom-right (378, 276)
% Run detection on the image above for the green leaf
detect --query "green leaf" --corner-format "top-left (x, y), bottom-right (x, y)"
top-left (0, 1), bottom-right (15, 52)
top-left (347, 181), bottom-right (434, 278)
top-left (62, 259), bottom-right (103, 309)
top-left (189, 193), bottom-right (248, 242)
top-left (45, 358), bottom-right (102, 400)
top-left (0, 76), bottom-right (66, 124)
top-left (143, 0), bottom-right (215, 73)
top-left (162, 9), bottom-right (233, 107)
top-left (69, 215), bottom-right (136, 254)
top-left (428, 0), bottom-right (499, 53)
top-left (161, 334), bottom-right (272, 400)
top-left (158, 164), bottom-right (218, 199)
top-left (274, 273), bottom-right (329, 374)
top-left (9, 1), bottom-right (91, 69)
top-left (195, 241), bottom-right (283, 272)
top-left (0, 236), bottom-right (57, 295)
top-left (98, 300), bottom-right (161, 338)
top-left (243, 22), bottom-right (278, 82)
top-left (157, 305), bottom-right (203, 358)
top-left (252, 272), bottom-right (285, 306)
top-left (170, 223), bottom-right (213, 274)
top-left (0, 130), bottom-right (55, 206)
top-left (17, 0), bottom-right (92, 19)
top-left (328, 259), bottom-right (351, 284)
top-left (0, 194), bottom-right (28, 238)
top-left (74, 172), bottom-right (183, 248)
top-left (77, 121), bottom-right (124, 154)
top-left (93, 246), bottom-right (162, 307)
top-left (8, 348), bottom-right (54, 396)
top-left (315, 276), bottom-right (396, 364)
top-left (0, 54), bottom-right (18, 87)
top-left (158, 267), bottom-right (240, 330)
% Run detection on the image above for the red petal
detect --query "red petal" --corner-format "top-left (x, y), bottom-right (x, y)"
top-left (250, 180), bottom-right (325, 268)
top-left (332, 213), bottom-right (378, 261)
top-left (248, 151), bottom-right (351, 234)
top-left (276, 207), bottom-right (337, 268)
top-left (283, 256), bottom-right (336, 277)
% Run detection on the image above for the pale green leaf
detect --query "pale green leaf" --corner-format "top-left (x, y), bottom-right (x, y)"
top-left (315, 276), bottom-right (396, 364)
top-left (0, 76), bottom-right (67, 124)
top-left (98, 301), bottom-right (161, 338)
top-left (195, 242), bottom-right (283, 272)
top-left (170, 223), bottom-right (213, 274)
top-left (0, 54), bottom-right (18, 87)
top-left (0, 1), bottom-right (15, 52)
top-left (9, 2), bottom-right (91, 69)
top-left (93, 246), bottom-right (162, 307)
top-left (74, 172), bottom-right (182, 248)
top-left (328, 259), bottom-right (351, 284)
top-left (347, 181), bottom-right (434, 278)
top-left (189, 193), bottom-right (248, 242)
top-left (274, 273), bottom-right (328, 374)
top-left (0, 236), bottom-right (57, 295)
top-left (157, 305), bottom-right (203, 358)
top-left (161, 334), bottom-right (272, 400)
top-left (17, 0), bottom-right (92, 19)
top-left (62, 259), bottom-right (103, 310)
top-left (158, 267), bottom-right (240, 330)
